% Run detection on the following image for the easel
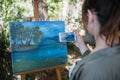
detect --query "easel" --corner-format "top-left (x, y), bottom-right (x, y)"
top-left (16, 64), bottom-right (66, 80)
top-left (15, 1), bottom-right (67, 80)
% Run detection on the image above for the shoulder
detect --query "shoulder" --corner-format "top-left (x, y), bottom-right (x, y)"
top-left (82, 51), bottom-right (120, 78)
top-left (70, 46), bottom-right (120, 80)
top-left (76, 56), bottom-right (120, 80)
top-left (83, 46), bottom-right (120, 71)
top-left (71, 46), bottom-right (120, 80)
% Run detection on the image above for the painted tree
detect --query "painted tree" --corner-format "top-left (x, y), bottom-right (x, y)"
top-left (10, 24), bottom-right (44, 46)
top-left (25, 27), bottom-right (32, 46)
top-left (32, 26), bottom-right (43, 44)
top-left (47, 0), bottom-right (63, 20)
top-left (16, 24), bottom-right (25, 45)
top-left (25, 26), bottom-right (43, 45)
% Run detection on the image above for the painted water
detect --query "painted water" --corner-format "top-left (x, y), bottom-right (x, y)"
top-left (12, 42), bottom-right (67, 73)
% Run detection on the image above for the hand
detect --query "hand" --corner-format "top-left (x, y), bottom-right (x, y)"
top-left (73, 31), bottom-right (88, 55)
top-left (73, 31), bottom-right (84, 48)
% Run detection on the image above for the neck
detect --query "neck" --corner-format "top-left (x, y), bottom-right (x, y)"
top-left (92, 35), bottom-right (109, 53)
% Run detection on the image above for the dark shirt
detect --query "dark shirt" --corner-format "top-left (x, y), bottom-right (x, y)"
top-left (70, 46), bottom-right (120, 80)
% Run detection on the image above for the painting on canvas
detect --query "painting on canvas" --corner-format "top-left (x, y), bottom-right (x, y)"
top-left (9, 21), bottom-right (67, 73)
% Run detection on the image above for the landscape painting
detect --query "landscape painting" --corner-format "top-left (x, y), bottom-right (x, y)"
top-left (9, 21), bottom-right (68, 73)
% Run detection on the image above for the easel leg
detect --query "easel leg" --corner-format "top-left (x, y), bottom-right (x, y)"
top-left (55, 68), bottom-right (62, 80)
top-left (31, 73), bottom-right (36, 80)
top-left (21, 74), bottom-right (26, 80)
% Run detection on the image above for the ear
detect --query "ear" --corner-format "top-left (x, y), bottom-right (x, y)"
top-left (87, 9), bottom-right (94, 23)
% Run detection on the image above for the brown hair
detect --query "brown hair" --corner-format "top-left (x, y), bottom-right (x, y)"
top-left (82, 0), bottom-right (120, 46)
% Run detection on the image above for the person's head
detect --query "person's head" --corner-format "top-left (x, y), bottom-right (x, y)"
top-left (82, 0), bottom-right (120, 46)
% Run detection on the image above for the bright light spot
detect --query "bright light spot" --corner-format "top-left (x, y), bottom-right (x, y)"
top-left (79, 29), bottom-right (85, 36)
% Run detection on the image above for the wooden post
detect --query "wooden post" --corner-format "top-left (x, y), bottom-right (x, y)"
top-left (34, 0), bottom-right (39, 21)
top-left (31, 73), bottom-right (36, 80)
top-left (55, 67), bottom-right (62, 80)
top-left (21, 74), bottom-right (26, 80)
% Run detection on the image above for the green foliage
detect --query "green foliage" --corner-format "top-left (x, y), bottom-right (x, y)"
top-left (51, 0), bottom-right (62, 3)
top-left (0, 30), bottom-right (10, 54)
top-left (0, 52), bottom-right (13, 80)
top-left (69, 0), bottom-right (83, 4)
top-left (47, 0), bottom-right (63, 20)
top-left (0, 0), bottom-right (31, 52)
top-left (69, 0), bottom-right (77, 4)
top-left (33, 26), bottom-right (43, 43)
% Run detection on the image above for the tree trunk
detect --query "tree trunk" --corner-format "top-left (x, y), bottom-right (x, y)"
top-left (38, 0), bottom-right (48, 20)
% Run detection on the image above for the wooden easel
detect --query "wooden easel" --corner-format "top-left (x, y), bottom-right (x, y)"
top-left (16, 64), bottom-right (66, 80)
top-left (34, 0), bottom-right (39, 21)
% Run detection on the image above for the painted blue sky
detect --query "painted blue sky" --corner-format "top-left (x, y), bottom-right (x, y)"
top-left (10, 21), bottom-right (65, 38)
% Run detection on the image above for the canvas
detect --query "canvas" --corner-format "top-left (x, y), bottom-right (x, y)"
top-left (9, 21), bottom-right (68, 73)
